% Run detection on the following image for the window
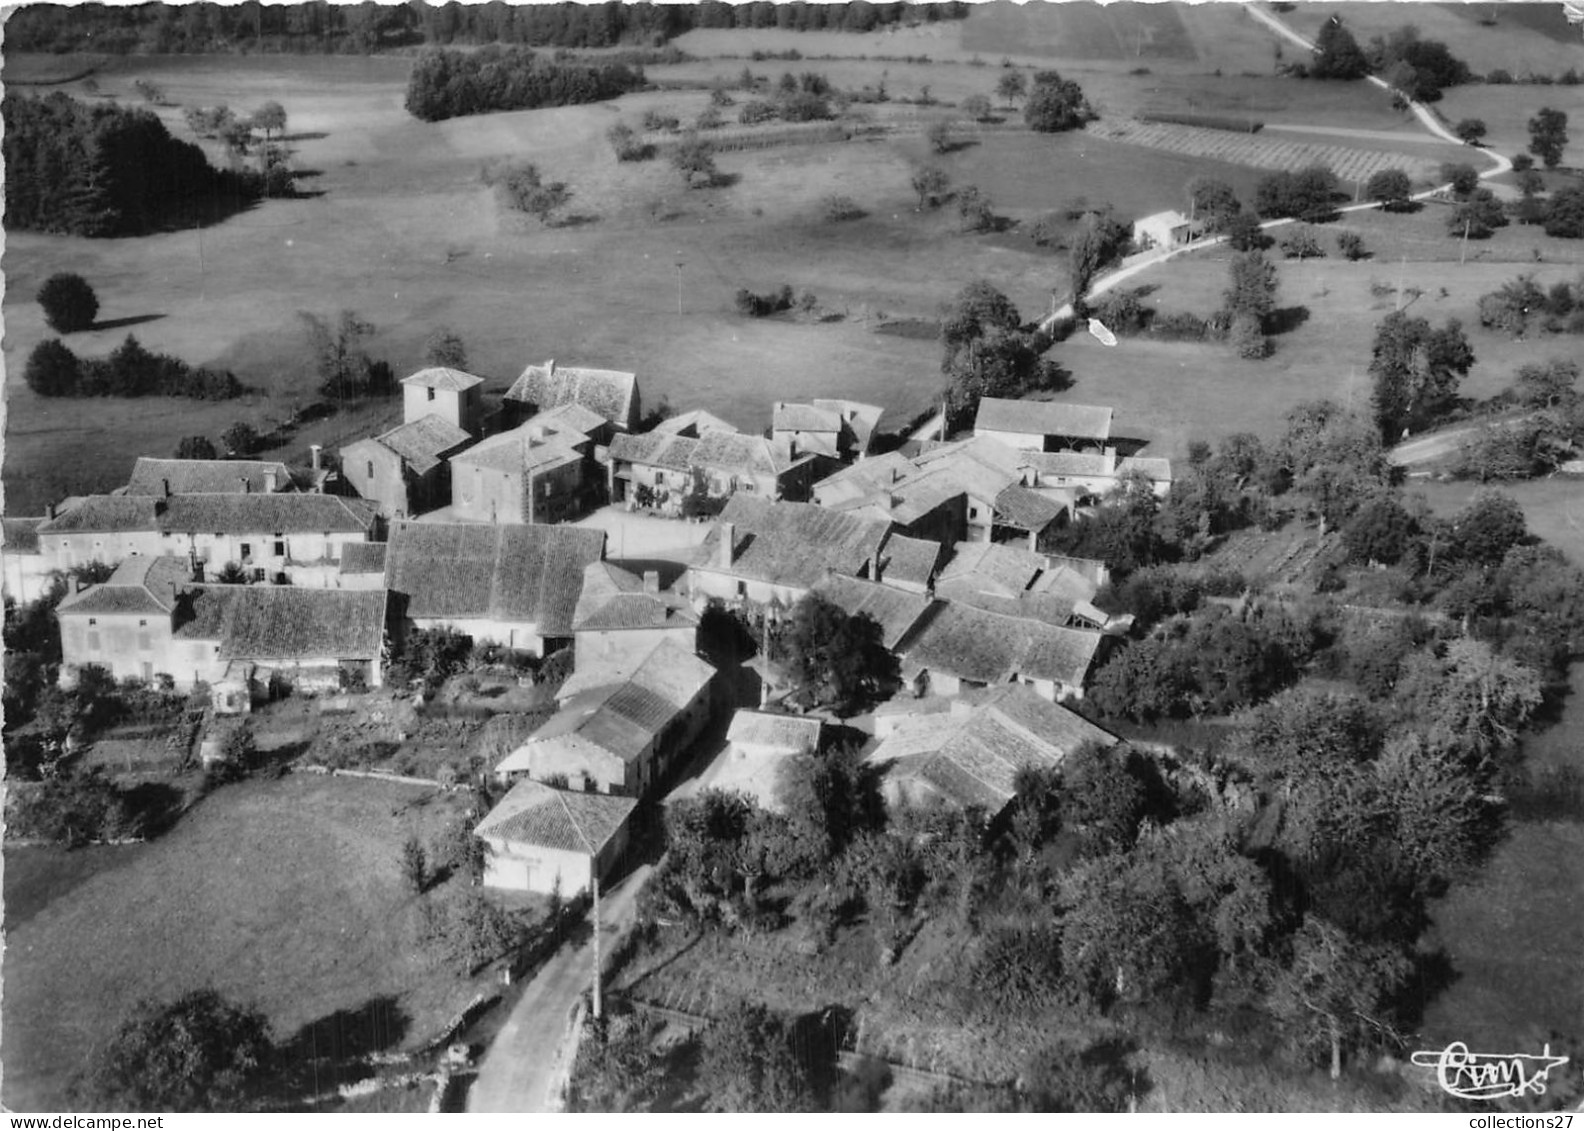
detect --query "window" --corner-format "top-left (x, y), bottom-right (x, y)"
top-left (138, 620), bottom-right (147, 627)
top-left (427, 387), bottom-right (436, 401)
top-left (240, 542), bottom-right (252, 559)
top-left (366, 460), bottom-right (375, 480)
top-left (88, 618), bottom-right (98, 626)
top-left (273, 540), bottom-right (285, 557)
top-left (736, 580), bottom-right (747, 599)
top-left (655, 471), bottom-right (666, 486)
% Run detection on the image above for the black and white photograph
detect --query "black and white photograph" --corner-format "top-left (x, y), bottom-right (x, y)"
top-left (2, 0), bottom-right (1582, 1116)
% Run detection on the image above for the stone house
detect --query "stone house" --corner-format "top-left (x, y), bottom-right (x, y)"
top-left (476, 780), bottom-right (636, 896)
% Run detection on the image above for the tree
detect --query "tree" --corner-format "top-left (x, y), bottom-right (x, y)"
top-left (1441, 162), bottom-right (1479, 198)
top-left (1341, 495), bottom-right (1417, 565)
top-left (1267, 917), bottom-right (1411, 1079)
top-left (1066, 209), bottom-right (1129, 312)
top-left (300, 309), bottom-right (384, 399)
top-left (1231, 312), bottom-right (1270, 360)
top-left (568, 1012), bottom-right (669, 1112)
top-left (1225, 212), bottom-right (1269, 251)
top-left (962, 94), bottom-right (992, 122)
top-left (400, 835), bottom-right (428, 893)
top-left (1365, 167), bottom-right (1413, 211)
top-left (606, 121), bottom-right (649, 162)
top-left (1256, 164), bottom-right (1339, 221)
top-left (222, 421), bottom-right (260, 456)
top-left (1337, 231), bottom-right (1367, 260)
top-left (23, 338), bottom-right (81, 397)
top-left (1368, 311), bottom-right (1474, 438)
top-left (910, 164), bottom-right (949, 210)
top-left (1514, 358), bottom-right (1580, 409)
top-left (1186, 177), bottom-right (1241, 232)
top-left (1311, 16), bottom-right (1369, 79)
top-left (956, 184), bottom-right (995, 232)
top-left (1448, 188), bottom-right (1506, 239)
top-left (996, 70), bottom-right (1027, 108)
top-left (252, 100), bottom-right (287, 143)
top-left (1450, 488), bottom-right (1527, 567)
top-left (1453, 117), bottom-right (1486, 145)
top-left (670, 131), bottom-right (718, 188)
top-left (1023, 70), bottom-right (1090, 133)
top-left (37, 272), bottom-right (100, 333)
top-left (133, 78), bottom-right (165, 104)
top-left (1058, 743), bottom-right (1145, 858)
top-left (926, 119), bottom-right (954, 154)
top-left (175, 436), bottom-right (218, 460)
top-left (1059, 852), bottom-right (1206, 1007)
top-left (696, 1003), bottom-right (814, 1112)
top-left (1543, 184), bottom-right (1584, 239)
top-left (1223, 250), bottom-right (1278, 323)
top-left (87, 989), bottom-right (274, 1111)
top-left (780, 594), bottom-right (898, 715)
top-left (1528, 107), bottom-right (1569, 169)
top-left (423, 326), bottom-right (468, 369)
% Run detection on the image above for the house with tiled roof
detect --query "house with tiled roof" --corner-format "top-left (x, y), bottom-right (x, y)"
top-left (383, 520), bottom-right (606, 655)
top-left (504, 359), bottom-right (641, 433)
top-left (895, 600), bottom-right (1109, 702)
top-left (496, 637), bottom-right (715, 796)
top-left (866, 684), bottom-right (1117, 815)
top-left (686, 496), bottom-right (894, 607)
top-left (57, 557), bottom-right (387, 693)
top-left (808, 574), bottom-right (933, 651)
top-left (572, 562), bottom-right (699, 671)
top-left (875, 533), bottom-right (943, 594)
top-left (607, 429), bottom-right (819, 512)
top-left (34, 492), bottom-right (380, 587)
top-left (341, 415), bottom-right (474, 520)
top-left (771, 399), bottom-right (884, 462)
top-left (401, 366), bottom-right (486, 435)
top-left (1019, 449), bottom-right (1173, 498)
top-left (449, 411), bottom-right (599, 525)
top-left (654, 409), bottom-right (739, 439)
top-left (973, 397), bottom-right (1114, 452)
top-left (2, 516), bottom-right (52, 603)
top-left (337, 542), bottom-right (388, 590)
top-left (123, 458), bottom-right (296, 497)
top-left (476, 779), bottom-right (636, 895)
top-left (670, 708), bottom-right (824, 812)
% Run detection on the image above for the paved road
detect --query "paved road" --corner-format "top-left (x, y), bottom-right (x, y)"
top-left (467, 865), bottom-right (652, 1114)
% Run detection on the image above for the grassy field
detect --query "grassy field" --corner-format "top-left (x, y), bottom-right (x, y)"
top-left (1281, 2), bottom-right (1584, 78)
top-left (1409, 477), bottom-right (1584, 566)
top-left (1, 773), bottom-right (479, 1112)
top-left (1435, 83), bottom-right (1584, 163)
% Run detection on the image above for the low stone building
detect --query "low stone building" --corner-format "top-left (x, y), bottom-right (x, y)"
top-left (476, 779), bottom-right (636, 896)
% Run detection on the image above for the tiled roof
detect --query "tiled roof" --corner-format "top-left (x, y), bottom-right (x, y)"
top-left (812, 451), bottom-right (913, 508)
top-left (402, 366), bottom-right (485, 392)
top-left (212, 587), bottom-right (386, 660)
top-left (693, 496), bottom-right (892, 592)
top-left (505, 360), bottom-right (638, 426)
top-left (375, 415), bottom-right (473, 475)
top-left (974, 397), bottom-right (1113, 441)
top-left (937, 541), bottom-right (1045, 599)
top-left (612, 431), bottom-right (810, 481)
top-left (899, 601), bottom-right (1105, 690)
top-left (994, 485), bottom-right (1069, 532)
top-left (475, 778), bottom-right (636, 855)
top-left (878, 534), bottom-right (941, 589)
top-left (773, 402), bottom-right (843, 435)
top-left (37, 493), bottom-right (378, 536)
top-left (57, 556), bottom-right (191, 617)
top-left (813, 399), bottom-right (884, 452)
top-left (125, 458), bottom-right (294, 496)
top-left (727, 709), bottom-right (823, 753)
top-left (455, 427), bottom-right (585, 476)
top-left (1119, 456), bottom-right (1174, 483)
top-left (809, 574), bottom-right (933, 650)
top-left (572, 562), bottom-right (698, 633)
top-left (384, 521), bottom-right (606, 632)
top-left (339, 541), bottom-right (388, 576)
top-left (536, 402), bottom-right (609, 436)
top-left (556, 637), bottom-right (714, 712)
top-left (2, 517), bottom-right (45, 554)
top-left (609, 431), bottom-right (696, 473)
top-left (867, 684), bottom-right (1117, 812)
top-left (654, 410), bottom-right (739, 438)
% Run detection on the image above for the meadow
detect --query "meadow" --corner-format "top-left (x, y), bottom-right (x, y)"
top-left (1, 774), bottom-right (478, 1112)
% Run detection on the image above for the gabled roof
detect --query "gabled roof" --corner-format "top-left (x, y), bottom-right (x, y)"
top-left (813, 399), bottom-right (884, 453)
top-left (937, 541), bottom-right (1045, 599)
top-left (994, 485), bottom-right (1070, 533)
top-left (125, 458), bottom-right (294, 496)
top-left (877, 534), bottom-right (942, 590)
top-left (535, 401), bottom-right (609, 436)
top-left (974, 398), bottom-right (1113, 442)
top-left (211, 587), bottom-right (386, 660)
top-left (1136, 209), bottom-right (1193, 229)
top-left (402, 366), bottom-right (485, 392)
top-left (773, 401), bottom-right (843, 435)
top-left (572, 562), bottom-right (698, 633)
top-left (611, 431), bottom-right (811, 481)
top-left (57, 556), bottom-right (191, 617)
top-left (727, 709), bottom-right (823, 754)
top-left (812, 451), bottom-right (914, 508)
top-left (475, 778), bottom-right (636, 855)
top-left (453, 418), bottom-right (588, 476)
top-left (2, 517), bottom-right (45, 554)
top-left (36, 493), bottom-right (378, 536)
top-left (556, 636), bottom-right (715, 711)
top-left (654, 409), bottom-right (739, 438)
top-left (338, 541), bottom-right (388, 576)
top-left (693, 496), bottom-right (892, 592)
top-left (375, 414), bottom-right (473, 475)
top-left (867, 684), bottom-right (1117, 812)
top-left (384, 521), bottom-right (606, 632)
top-left (809, 574), bottom-right (934, 650)
top-left (505, 359), bottom-right (638, 426)
top-left (899, 601), bottom-right (1105, 690)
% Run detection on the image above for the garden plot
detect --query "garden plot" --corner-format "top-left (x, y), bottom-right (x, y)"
top-left (1085, 118), bottom-right (1443, 186)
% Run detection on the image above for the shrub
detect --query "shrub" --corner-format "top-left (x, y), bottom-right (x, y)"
top-left (1280, 226), bottom-right (1325, 259)
top-left (735, 285), bottom-right (796, 318)
top-left (1148, 311), bottom-right (1209, 341)
top-left (1232, 311), bottom-right (1271, 359)
top-left (822, 195), bottom-right (863, 222)
top-left (1337, 231), bottom-right (1367, 260)
top-left (1091, 288), bottom-right (1150, 336)
top-left (738, 100), bottom-right (778, 125)
top-left (37, 273), bottom-right (99, 333)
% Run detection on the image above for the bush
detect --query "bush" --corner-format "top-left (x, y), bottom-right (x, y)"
top-left (37, 273), bottom-right (99, 333)
top-left (1337, 231), bottom-right (1368, 261)
top-left (735, 285), bottom-right (796, 318)
top-left (1091, 288), bottom-right (1150, 336)
top-left (1148, 311), bottom-right (1210, 341)
top-left (822, 194), bottom-right (863, 222)
top-left (22, 335), bottom-right (243, 401)
top-left (1280, 226), bottom-right (1325, 259)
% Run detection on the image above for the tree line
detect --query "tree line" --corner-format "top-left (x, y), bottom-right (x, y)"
top-left (7, 1), bottom-right (968, 56)
top-left (3, 93), bottom-right (266, 237)
top-left (24, 336), bottom-right (244, 401)
top-left (404, 46), bottom-right (647, 122)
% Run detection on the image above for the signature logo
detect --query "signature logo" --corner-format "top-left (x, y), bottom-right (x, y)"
top-left (1410, 1042), bottom-right (1570, 1101)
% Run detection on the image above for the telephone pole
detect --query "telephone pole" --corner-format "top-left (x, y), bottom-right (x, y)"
top-left (673, 260), bottom-right (685, 316)
top-left (591, 876), bottom-right (602, 1021)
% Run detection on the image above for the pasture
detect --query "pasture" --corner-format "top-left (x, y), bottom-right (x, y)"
top-left (0, 773), bottom-right (478, 1112)
top-left (1281, 2), bottom-right (1584, 78)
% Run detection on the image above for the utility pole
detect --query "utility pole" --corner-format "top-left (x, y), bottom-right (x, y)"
top-left (673, 260), bottom-right (685, 316)
top-left (591, 875), bottom-right (602, 1021)
top-left (1459, 217), bottom-right (1472, 266)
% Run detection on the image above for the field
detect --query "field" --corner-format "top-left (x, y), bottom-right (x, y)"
top-left (1, 774), bottom-right (479, 1112)
top-left (1282, 2), bottom-right (1584, 78)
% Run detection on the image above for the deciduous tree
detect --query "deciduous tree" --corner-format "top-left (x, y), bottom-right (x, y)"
top-left (37, 272), bottom-right (99, 333)
top-left (1528, 107), bottom-right (1569, 169)
top-left (88, 990), bottom-right (274, 1111)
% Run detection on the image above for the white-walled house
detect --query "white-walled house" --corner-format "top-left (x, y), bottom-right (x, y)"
top-left (476, 779), bottom-right (636, 896)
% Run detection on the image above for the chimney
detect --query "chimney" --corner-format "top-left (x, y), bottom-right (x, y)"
top-left (310, 444), bottom-right (323, 471)
top-left (162, 478), bottom-right (172, 499)
top-left (240, 477), bottom-right (251, 494)
top-left (717, 521), bottom-right (735, 568)
top-left (45, 502), bottom-right (57, 520)
top-left (263, 470), bottom-right (278, 493)
top-left (643, 570), bottom-right (660, 594)
top-left (1103, 446), bottom-right (1118, 475)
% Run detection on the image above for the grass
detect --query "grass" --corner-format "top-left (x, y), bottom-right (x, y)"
top-left (1407, 477), bottom-right (1584, 566)
top-left (0, 773), bottom-right (481, 1112)
top-left (1434, 83), bottom-right (1583, 165)
top-left (1281, 2), bottom-right (1584, 78)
